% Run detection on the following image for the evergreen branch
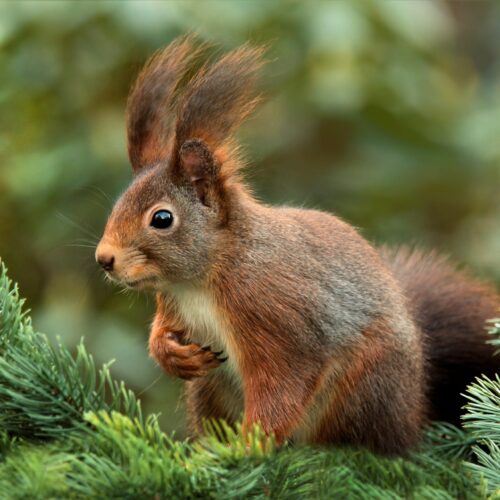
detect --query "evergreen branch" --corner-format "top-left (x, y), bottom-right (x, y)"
top-left (64, 411), bottom-right (482, 499)
top-left (463, 375), bottom-right (500, 445)
top-left (0, 260), bottom-right (142, 441)
top-left (422, 422), bottom-right (476, 461)
top-left (487, 317), bottom-right (500, 355)
top-left (462, 375), bottom-right (500, 495)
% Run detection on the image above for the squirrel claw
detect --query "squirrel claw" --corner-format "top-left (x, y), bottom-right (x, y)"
top-left (213, 350), bottom-right (223, 356)
top-left (201, 345), bottom-right (211, 351)
top-left (218, 356), bottom-right (228, 363)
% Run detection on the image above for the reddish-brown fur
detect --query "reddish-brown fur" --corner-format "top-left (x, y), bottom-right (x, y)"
top-left (314, 321), bottom-right (392, 442)
top-left (310, 319), bottom-right (423, 453)
top-left (381, 247), bottom-right (500, 425)
top-left (96, 38), bottom-right (499, 455)
top-left (126, 37), bottom-right (201, 170)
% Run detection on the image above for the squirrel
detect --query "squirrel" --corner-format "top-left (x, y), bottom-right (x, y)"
top-left (95, 37), bottom-right (499, 455)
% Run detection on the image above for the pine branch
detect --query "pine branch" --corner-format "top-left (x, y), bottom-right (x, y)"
top-left (487, 317), bottom-right (500, 355)
top-left (0, 259), bottom-right (142, 441)
top-left (421, 422), bottom-right (477, 461)
top-left (463, 375), bottom-right (500, 494)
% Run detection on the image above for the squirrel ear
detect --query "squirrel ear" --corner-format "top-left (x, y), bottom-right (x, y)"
top-left (178, 139), bottom-right (218, 206)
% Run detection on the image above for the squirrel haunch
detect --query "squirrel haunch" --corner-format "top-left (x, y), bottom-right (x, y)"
top-left (96, 38), bottom-right (500, 455)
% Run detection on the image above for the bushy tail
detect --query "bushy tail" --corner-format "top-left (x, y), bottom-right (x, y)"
top-left (380, 246), bottom-right (499, 424)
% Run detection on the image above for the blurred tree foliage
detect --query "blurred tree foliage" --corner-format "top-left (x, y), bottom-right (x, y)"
top-left (0, 0), bottom-right (499, 434)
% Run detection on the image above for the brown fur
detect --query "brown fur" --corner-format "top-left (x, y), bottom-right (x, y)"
top-left (96, 38), bottom-right (500, 455)
top-left (126, 36), bottom-right (203, 170)
top-left (185, 370), bottom-right (243, 435)
top-left (309, 318), bottom-right (424, 453)
top-left (380, 247), bottom-right (499, 425)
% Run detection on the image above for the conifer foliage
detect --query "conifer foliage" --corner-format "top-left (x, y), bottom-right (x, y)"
top-left (0, 259), bottom-right (499, 498)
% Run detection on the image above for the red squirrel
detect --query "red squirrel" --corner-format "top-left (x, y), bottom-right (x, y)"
top-left (95, 37), bottom-right (499, 455)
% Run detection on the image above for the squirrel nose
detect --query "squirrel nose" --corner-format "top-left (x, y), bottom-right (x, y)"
top-left (97, 253), bottom-right (115, 272)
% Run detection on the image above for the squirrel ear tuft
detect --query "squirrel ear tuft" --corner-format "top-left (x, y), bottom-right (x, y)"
top-left (178, 139), bottom-right (217, 206)
top-left (173, 44), bottom-right (266, 159)
top-left (126, 36), bottom-right (204, 173)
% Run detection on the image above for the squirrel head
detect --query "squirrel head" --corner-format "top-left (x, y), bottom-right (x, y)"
top-left (95, 37), bottom-right (264, 289)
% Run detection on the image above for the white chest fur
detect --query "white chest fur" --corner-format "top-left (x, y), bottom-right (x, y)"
top-left (166, 284), bottom-right (239, 376)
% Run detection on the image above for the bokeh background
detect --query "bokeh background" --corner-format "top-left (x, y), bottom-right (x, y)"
top-left (1, 0), bottom-right (499, 435)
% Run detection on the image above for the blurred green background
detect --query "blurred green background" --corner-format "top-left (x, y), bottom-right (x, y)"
top-left (1, 0), bottom-right (499, 435)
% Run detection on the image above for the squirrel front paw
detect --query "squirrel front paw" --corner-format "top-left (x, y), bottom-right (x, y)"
top-left (149, 331), bottom-right (227, 380)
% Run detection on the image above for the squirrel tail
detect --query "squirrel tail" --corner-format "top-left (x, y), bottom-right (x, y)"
top-left (380, 246), bottom-right (499, 425)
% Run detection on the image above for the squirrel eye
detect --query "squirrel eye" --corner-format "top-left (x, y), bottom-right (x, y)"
top-left (150, 210), bottom-right (174, 229)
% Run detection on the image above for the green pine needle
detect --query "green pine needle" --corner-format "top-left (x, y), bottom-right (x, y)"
top-left (463, 375), bottom-right (500, 495)
top-left (487, 317), bottom-right (500, 355)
